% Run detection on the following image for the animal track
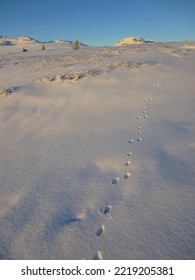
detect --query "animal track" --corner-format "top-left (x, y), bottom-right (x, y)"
top-left (103, 205), bottom-right (112, 215)
top-left (125, 160), bottom-right (131, 166)
top-left (96, 225), bottom-right (105, 236)
top-left (124, 172), bottom-right (131, 179)
top-left (93, 250), bottom-right (103, 260)
top-left (92, 66), bottom-right (175, 260)
top-left (100, 205), bottom-right (112, 215)
top-left (112, 177), bottom-right (120, 184)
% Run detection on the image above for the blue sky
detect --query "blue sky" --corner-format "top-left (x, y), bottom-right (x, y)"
top-left (0, 0), bottom-right (195, 45)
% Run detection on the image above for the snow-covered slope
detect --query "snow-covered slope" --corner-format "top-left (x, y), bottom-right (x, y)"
top-left (0, 39), bottom-right (194, 260)
top-left (114, 36), bottom-right (153, 46)
top-left (0, 36), bottom-right (39, 46)
top-left (0, 36), bottom-right (86, 47)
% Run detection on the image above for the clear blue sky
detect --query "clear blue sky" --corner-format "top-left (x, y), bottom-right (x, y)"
top-left (0, 0), bottom-right (194, 46)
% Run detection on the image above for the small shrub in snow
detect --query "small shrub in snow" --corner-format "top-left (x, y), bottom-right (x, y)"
top-left (65, 71), bottom-right (83, 81)
top-left (72, 40), bottom-right (80, 50)
top-left (117, 61), bottom-right (143, 69)
top-left (37, 72), bottom-right (84, 83)
top-left (54, 75), bottom-right (66, 81)
top-left (22, 47), bottom-right (28, 52)
top-left (0, 88), bottom-right (12, 96)
top-left (87, 69), bottom-right (102, 76)
top-left (38, 76), bottom-right (54, 83)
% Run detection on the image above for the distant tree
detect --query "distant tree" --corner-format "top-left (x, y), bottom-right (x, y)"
top-left (73, 39), bottom-right (80, 50)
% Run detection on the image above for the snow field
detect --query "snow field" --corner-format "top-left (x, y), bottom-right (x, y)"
top-left (0, 40), bottom-right (195, 259)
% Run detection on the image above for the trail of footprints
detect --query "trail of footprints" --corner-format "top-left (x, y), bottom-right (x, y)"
top-left (92, 57), bottom-right (183, 260)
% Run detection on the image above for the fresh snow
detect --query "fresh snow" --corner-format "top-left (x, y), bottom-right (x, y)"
top-left (114, 36), bottom-right (149, 46)
top-left (0, 38), bottom-right (195, 260)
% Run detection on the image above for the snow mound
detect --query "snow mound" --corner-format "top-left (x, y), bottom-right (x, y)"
top-left (180, 42), bottom-right (195, 49)
top-left (114, 37), bottom-right (156, 46)
top-left (114, 37), bottom-right (145, 46)
top-left (18, 36), bottom-right (36, 42)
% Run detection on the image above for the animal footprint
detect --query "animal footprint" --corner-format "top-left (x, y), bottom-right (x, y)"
top-left (104, 205), bottom-right (112, 215)
top-left (112, 177), bottom-right (120, 184)
top-left (128, 139), bottom-right (134, 144)
top-left (125, 160), bottom-right (131, 166)
top-left (93, 250), bottom-right (103, 260)
top-left (96, 225), bottom-right (105, 236)
top-left (127, 152), bottom-right (132, 156)
top-left (100, 205), bottom-right (112, 215)
top-left (124, 172), bottom-right (131, 179)
top-left (137, 137), bottom-right (143, 141)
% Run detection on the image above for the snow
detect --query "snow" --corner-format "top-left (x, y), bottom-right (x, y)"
top-left (114, 36), bottom-right (151, 46)
top-left (0, 38), bottom-right (195, 260)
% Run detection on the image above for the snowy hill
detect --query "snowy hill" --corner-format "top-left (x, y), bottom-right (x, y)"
top-left (0, 36), bottom-right (87, 47)
top-left (114, 36), bottom-right (156, 46)
top-left (0, 36), bottom-right (39, 46)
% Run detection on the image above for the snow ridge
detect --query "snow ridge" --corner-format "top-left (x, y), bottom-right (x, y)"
top-left (0, 36), bottom-right (86, 46)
